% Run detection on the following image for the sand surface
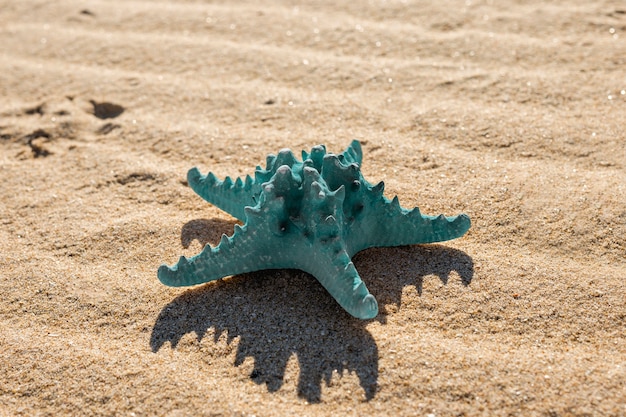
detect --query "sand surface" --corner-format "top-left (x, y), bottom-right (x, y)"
top-left (1, 1), bottom-right (625, 416)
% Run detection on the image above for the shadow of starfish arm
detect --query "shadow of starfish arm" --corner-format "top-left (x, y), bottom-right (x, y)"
top-left (158, 224), bottom-right (268, 287)
top-left (187, 167), bottom-right (258, 222)
top-left (301, 249), bottom-right (378, 320)
top-left (350, 197), bottom-right (471, 252)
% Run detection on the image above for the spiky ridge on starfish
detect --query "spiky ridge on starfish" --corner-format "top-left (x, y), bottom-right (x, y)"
top-left (158, 140), bottom-right (470, 319)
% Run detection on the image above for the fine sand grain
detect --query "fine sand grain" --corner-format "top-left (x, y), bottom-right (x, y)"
top-left (1, 1), bottom-right (625, 416)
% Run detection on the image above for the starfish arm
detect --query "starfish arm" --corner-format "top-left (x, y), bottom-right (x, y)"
top-left (158, 223), bottom-right (271, 287)
top-left (187, 167), bottom-right (259, 222)
top-left (299, 247), bottom-right (378, 320)
top-left (349, 192), bottom-right (471, 254)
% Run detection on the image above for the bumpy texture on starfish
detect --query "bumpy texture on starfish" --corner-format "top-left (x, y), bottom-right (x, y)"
top-left (158, 141), bottom-right (470, 319)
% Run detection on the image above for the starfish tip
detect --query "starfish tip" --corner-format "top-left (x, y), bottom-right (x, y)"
top-left (454, 213), bottom-right (472, 236)
top-left (186, 167), bottom-right (202, 184)
top-left (157, 263), bottom-right (178, 286)
top-left (354, 294), bottom-right (379, 319)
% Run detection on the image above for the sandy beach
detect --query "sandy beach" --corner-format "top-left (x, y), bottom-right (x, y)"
top-left (1, 1), bottom-right (625, 415)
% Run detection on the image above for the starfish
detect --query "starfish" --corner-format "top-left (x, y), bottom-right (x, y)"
top-left (158, 141), bottom-right (471, 319)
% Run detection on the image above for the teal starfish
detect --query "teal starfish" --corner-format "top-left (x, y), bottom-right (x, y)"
top-left (158, 141), bottom-right (470, 319)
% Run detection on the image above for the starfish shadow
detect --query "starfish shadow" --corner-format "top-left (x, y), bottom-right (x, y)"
top-left (151, 219), bottom-right (473, 402)
top-left (151, 269), bottom-right (379, 403)
top-left (355, 245), bottom-right (474, 320)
